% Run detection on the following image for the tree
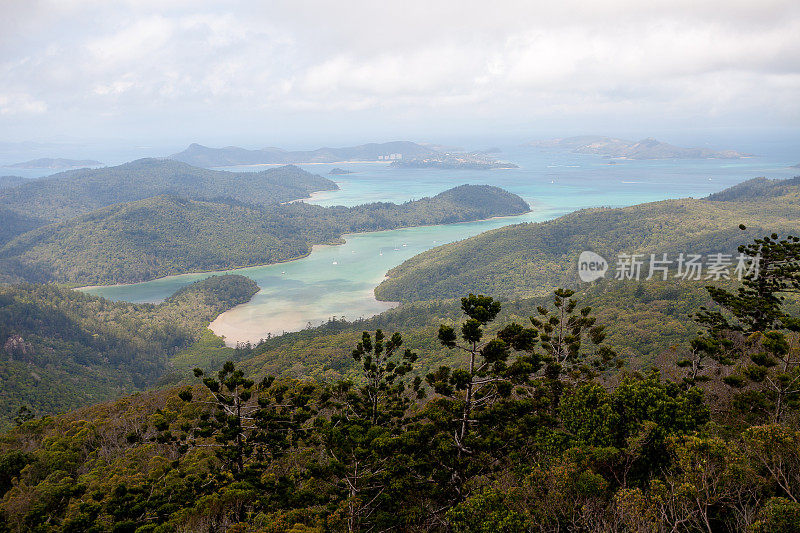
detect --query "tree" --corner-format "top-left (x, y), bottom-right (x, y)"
top-left (12, 405), bottom-right (33, 426)
top-left (523, 288), bottom-right (620, 405)
top-left (691, 232), bottom-right (800, 423)
top-left (428, 294), bottom-right (517, 456)
top-left (321, 330), bottom-right (422, 532)
top-left (182, 361), bottom-right (314, 480)
top-left (350, 329), bottom-right (422, 425)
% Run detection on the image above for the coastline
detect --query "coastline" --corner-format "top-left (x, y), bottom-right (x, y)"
top-left (73, 208), bottom-right (533, 292)
top-left (209, 288), bottom-right (400, 346)
top-left (212, 160), bottom-right (389, 169)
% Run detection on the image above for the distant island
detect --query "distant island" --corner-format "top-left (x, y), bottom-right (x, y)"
top-left (391, 152), bottom-right (519, 170)
top-left (792, 162), bottom-right (800, 168)
top-left (328, 167), bottom-right (354, 175)
top-left (169, 141), bottom-right (437, 167)
top-left (0, 158), bottom-right (338, 224)
top-left (5, 157), bottom-right (104, 169)
top-left (528, 136), bottom-right (748, 159)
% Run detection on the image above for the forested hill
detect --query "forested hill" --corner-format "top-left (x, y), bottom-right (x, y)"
top-left (0, 158), bottom-right (337, 223)
top-left (0, 185), bottom-right (529, 285)
top-left (169, 140), bottom-right (436, 166)
top-left (0, 176), bottom-right (24, 190)
top-left (705, 175), bottom-right (800, 201)
top-left (0, 208), bottom-right (42, 247)
top-left (375, 177), bottom-right (800, 302)
top-left (0, 275), bottom-right (258, 424)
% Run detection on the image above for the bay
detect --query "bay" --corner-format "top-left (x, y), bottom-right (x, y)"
top-left (82, 146), bottom-right (800, 345)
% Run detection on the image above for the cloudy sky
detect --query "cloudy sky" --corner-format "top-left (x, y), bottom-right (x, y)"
top-left (1, 0), bottom-right (799, 148)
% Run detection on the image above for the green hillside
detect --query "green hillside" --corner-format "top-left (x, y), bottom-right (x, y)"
top-left (0, 158), bottom-right (337, 223)
top-left (0, 275), bottom-right (258, 424)
top-left (0, 208), bottom-right (42, 247)
top-left (705, 175), bottom-right (800, 201)
top-left (0, 185), bottom-right (529, 285)
top-left (376, 178), bottom-right (800, 302)
top-left (222, 279), bottom-right (711, 387)
top-left (1, 179), bottom-right (799, 531)
top-left (0, 176), bottom-right (24, 190)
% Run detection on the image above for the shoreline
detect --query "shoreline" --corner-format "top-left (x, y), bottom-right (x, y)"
top-left (73, 208), bottom-right (534, 292)
top-left (212, 160), bottom-right (389, 169)
top-left (209, 288), bottom-right (401, 347)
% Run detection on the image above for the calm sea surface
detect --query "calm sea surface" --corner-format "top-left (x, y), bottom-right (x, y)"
top-left (78, 146), bottom-right (800, 344)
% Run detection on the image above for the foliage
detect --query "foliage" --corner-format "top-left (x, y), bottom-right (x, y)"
top-left (690, 232), bottom-right (800, 424)
top-left (0, 275), bottom-right (258, 424)
top-left (0, 158), bottom-right (337, 224)
top-left (376, 179), bottom-right (800, 302)
top-left (0, 207), bottom-right (42, 248)
top-left (0, 287), bottom-right (799, 532)
top-left (1, 185), bottom-right (528, 284)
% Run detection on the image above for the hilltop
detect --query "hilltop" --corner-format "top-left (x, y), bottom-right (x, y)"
top-left (0, 158), bottom-right (337, 225)
top-left (4, 158), bottom-right (103, 169)
top-left (529, 135), bottom-right (747, 159)
top-left (375, 177), bottom-right (800, 302)
top-left (170, 141), bottom-right (437, 167)
top-left (0, 185), bottom-right (529, 285)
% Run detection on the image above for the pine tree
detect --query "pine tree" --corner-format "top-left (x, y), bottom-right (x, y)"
top-left (690, 231), bottom-right (800, 423)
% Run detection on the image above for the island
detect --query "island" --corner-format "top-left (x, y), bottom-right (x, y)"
top-left (169, 141), bottom-right (438, 167)
top-left (390, 152), bottom-right (519, 170)
top-left (328, 167), bottom-right (355, 175)
top-left (5, 157), bottom-right (104, 169)
top-left (528, 136), bottom-right (748, 159)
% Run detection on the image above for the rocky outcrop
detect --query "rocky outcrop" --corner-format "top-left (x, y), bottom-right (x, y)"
top-left (3, 335), bottom-right (32, 359)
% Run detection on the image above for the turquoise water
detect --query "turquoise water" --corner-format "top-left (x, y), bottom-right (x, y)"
top-left (82, 147), bottom-right (800, 344)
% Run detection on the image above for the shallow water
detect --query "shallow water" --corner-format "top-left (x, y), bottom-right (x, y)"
top-left (82, 146), bottom-right (800, 344)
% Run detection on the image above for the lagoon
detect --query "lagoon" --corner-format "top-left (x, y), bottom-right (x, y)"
top-left (82, 146), bottom-right (800, 345)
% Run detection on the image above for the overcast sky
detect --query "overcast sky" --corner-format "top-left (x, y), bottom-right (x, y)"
top-left (1, 0), bottom-right (799, 148)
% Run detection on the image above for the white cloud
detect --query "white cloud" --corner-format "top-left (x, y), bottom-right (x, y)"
top-left (0, 93), bottom-right (47, 115)
top-left (0, 0), bottom-right (798, 139)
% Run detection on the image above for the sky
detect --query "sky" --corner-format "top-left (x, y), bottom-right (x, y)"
top-left (1, 0), bottom-right (799, 150)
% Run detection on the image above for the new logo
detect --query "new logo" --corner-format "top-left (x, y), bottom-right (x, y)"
top-left (578, 251), bottom-right (608, 282)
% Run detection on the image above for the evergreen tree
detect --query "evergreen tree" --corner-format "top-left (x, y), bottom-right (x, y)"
top-left (320, 330), bottom-right (422, 532)
top-left (691, 231), bottom-right (800, 423)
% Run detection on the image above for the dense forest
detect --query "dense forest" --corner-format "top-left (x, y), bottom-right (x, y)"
top-left (0, 185), bottom-right (529, 285)
top-left (376, 177), bottom-right (800, 302)
top-left (0, 177), bottom-right (24, 190)
top-left (0, 229), bottom-right (799, 531)
top-left (0, 275), bottom-right (258, 424)
top-left (227, 279), bottom-right (715, 386)
top-left (0, 158), bottom-right (337, 225)
top-left (0, 208), bottom-right (42, 247)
